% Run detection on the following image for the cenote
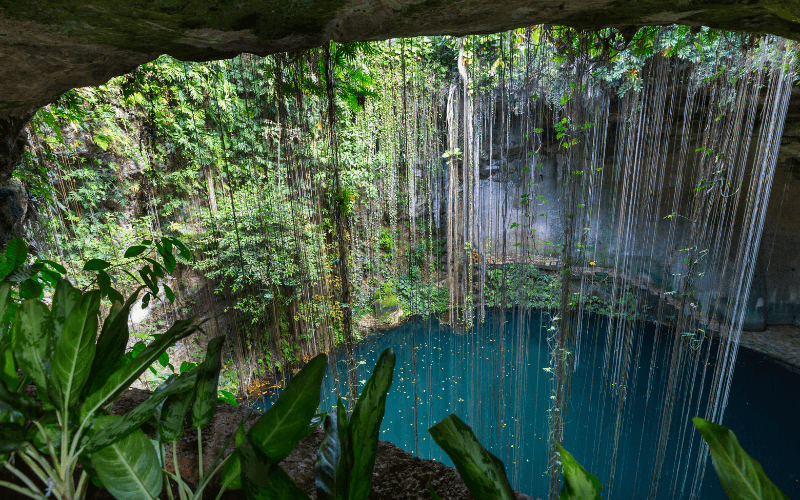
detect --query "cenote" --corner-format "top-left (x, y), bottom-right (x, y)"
top-left (4, 13), bottom-right (800, 500)
top-left (259, 310), bottom-right (800, 499)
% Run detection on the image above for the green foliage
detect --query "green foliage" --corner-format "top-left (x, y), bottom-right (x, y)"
top-left (554, 441), bottom-right (604, 500)
top-left (222, 353), bottom-right (328, 497)
top-left (428, 414), bottom-right (516, 500)
top-left (0, 281), bottom-right (202, 500)
top-left (315, 348), bottom-right (396, 500)
top-left (693, 418), bottom-right (789, 500)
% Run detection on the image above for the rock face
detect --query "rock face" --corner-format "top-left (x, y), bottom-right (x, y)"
top-left (1, 0), bottom-right (800, 118)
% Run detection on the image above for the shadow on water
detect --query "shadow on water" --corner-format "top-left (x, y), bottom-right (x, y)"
top-left (257, 310), bottom-right (800, 499)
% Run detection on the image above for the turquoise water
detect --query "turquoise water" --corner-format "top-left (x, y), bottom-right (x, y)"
top-left (260, 310), bottom-right (800, 499)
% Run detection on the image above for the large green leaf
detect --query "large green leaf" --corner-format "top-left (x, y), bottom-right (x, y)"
top-left (89, 416), bottom-right (162, 500)
top-left (0, 422), bottom-right (27, 452)
top-left (554, 441), bottom-right (604, 500)
top-left (0, 379), bottom-right (37, 420)
top-left (248, 352), bottom-right (327, 462)
top-left (50, 279), bottom-right (81, 343)
top-left (428, 414), bottom-right (515, 500)
top-left (84, 289), bottom-right (142, 396)
top-left (85, 371), bottom-right (197, 452)
top-left (11, 299), bottom-right (53, 391)
top-left (240, 432), bottom-right (311, 500)
top-left (188, 335), bottom-right (225, 430)
top-left (220, 423), bottom-right (246, 490)
top-left (0, 346), bottom-right (18, 393)
top-left (316, 410), bottom-right (348, 500)
top-left (0, 282), bottom-right (12, 343)
top-left (158, 383), bottom-right (196, 444)
top-left (81, 318), bottom-right (200, 417)
top-left (0, 238), bottom-right (27, 277)
top-left (50, 290), bottom-right (100, 409)
top-left (693, 417), bottom-right (789, 500)
top-left (348, 348), bottom-right (395, 500)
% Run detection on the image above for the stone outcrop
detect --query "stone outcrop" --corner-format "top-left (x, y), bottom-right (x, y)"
top-left (2, 0), bottom-right (800, 118)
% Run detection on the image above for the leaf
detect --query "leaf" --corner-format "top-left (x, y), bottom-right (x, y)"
top-left (83, 259), bottom-right (112, 271)
top-left (0, 346), bottom-right (17, 391)
top-left (240, 431), bottom-right (311, 500)
top-left (693, 417), bottom-right (789, 500)
top-left (349, 348), bottom-right (395, 500)
top-left (188, 335), bottom-right (225, 430)
top-left (124, 246), bottom-right (147, 258)
top-left (168, 238), bottom-right (191, 260)
top-left (50, 290), bottom-right (101, 409)
top-left (0, 380), bottom-right (37, 419)
top-left (18, 279), bottom-right (42, 300)
top-left (0, 422), bottom-right (27, 452)
top-left (81, 317), bottom-right (200, 418)
top-left (554, 441), bottom-right (604, 500)
top-left (85, 290), bottom-right (140, 396)
top-left (11, 299), bottom-right (53, 392)
top-left (247, 353), bottom-right (327, 462)
top-left (89, 416), bottom-right (162, 500)
top-left (50, 280), bottom-right (81, 342)
top-left (430, 487), bottom-right (443, 500)
top-left (164, 284), bottom-right (175, 303)
top-left (428, 414), bottom-right (515, 500)
top-left (4, 263), bottom-right (44, 284)
top-left (218, 390), bottom-right (238, 406)
top-left (316, 412), bottom-right (347, 500)
top-left (41, 259), bottom-right (67, 274)
top-left (0, 238), bottom-right (28, 277)
top-left (86, 371), bottom-right (197, 452)
top-left (220, 424), bottom-right (246, 490)
top-left (159, 385), bottom-right (196, 444)
top-left (0, 282), bottom-right (12, 343)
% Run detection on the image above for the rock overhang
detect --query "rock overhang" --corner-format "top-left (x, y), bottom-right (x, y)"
top-left (1, 0), bottom-right (800, 117)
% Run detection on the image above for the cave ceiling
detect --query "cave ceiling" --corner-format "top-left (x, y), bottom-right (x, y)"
top-left (1, 0), bottom-right (799, 117)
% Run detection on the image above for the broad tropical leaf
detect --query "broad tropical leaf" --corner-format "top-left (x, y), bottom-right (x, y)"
top-left (247, 353), bottom-right (327, 462)
top-left (693, 417), bottom-right (789, 500)
top-left (0, 282), bottom-right (11, 338)
top-left (0, 422), bottom-right (27, 452)
top-left (50, 279), bottom-right (81, 342)
top-left (316, 412), bottom-right (347, 500)
top-left (84, 289), bottom-right (142, 396)
top-left (85, 371), bottom-right (197, 452)
top-left (220, 423), bottom-right (246, 490)
top-left (430, 487), bottom-right (443, 500)
top-left (159, 383), bottom-right (196, 444)
top-left (11, 299), bottom-right (53, 391)
top-left (188, 335), bottom-right (225, 430)
top-left (50, 290), bottom-right (100, 409)
top-left (554, 441), bottom-right (604, 500)
top-left (349, 348), bottom-right (395, 500)
top-left (428, 414), bottom-right (515, 500)
top-left (0, 238), bottom-right (27, 277)
top-left (0, 346), bottom-right (17, 391)
top-left (81, 318), bottom-right (199, 417)
top-left (240, 432), bottom-right (311, 500)
top-left (89, 416), bottom-right (162, 500)
top-left (3, 263), bottom-right (44, 285)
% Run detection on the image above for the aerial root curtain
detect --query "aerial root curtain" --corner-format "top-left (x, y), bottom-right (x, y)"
top-left (324, 28), bottom-right (796, 500)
